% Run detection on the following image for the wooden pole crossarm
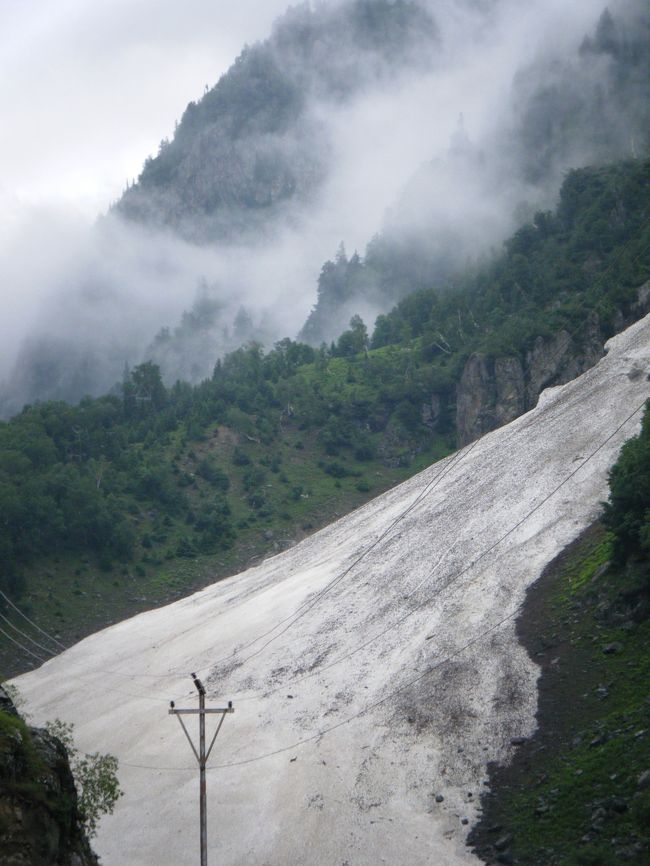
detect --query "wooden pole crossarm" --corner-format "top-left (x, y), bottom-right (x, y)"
top-left (169, 682), bottom-right (234, 866)
top-left (169, 708), bottom-right (234, 715)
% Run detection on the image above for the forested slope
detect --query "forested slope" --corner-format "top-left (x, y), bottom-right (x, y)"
top-left (115, 0), bottom-right (438, 242)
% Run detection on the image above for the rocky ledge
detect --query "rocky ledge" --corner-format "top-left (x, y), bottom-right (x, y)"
top-left (0, 685), bottom-right (98, 866)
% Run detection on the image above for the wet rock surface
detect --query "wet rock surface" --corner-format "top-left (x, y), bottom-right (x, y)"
top-left (0, 686), bottom-right (98, 866)
top-left (456, 284), bottom-right (650, 447)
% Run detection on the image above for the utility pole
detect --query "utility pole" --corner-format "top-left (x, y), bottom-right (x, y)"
top-left (169, 674), bottom-right (234, 866)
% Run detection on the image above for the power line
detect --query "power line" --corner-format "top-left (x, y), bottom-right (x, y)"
top-left (203, 276), bottom-right (647, 688)
top-left (11, 392), bottom-right (644, 715)
top-left (11, 436), bottom-right (480, 689)
top-left (0, 625), bottom-right (47, 664)
top-left (202, 396), bottom-right (648, 703)
top-left (3, 274), bottom-right (648, 698)
top-left (0, 611), bottom-right (58, 658)
top-left (113, 397), bottom-right (649, 769)
top-left (208, 439), bottom-right (482, 675)
top-left (0, 588), bottom-right (66, 650)
top-left (118, 606), bottom-right (522, 773)
top-left (221, 397), bottom-right (646, 701)
top-left (4, 454), bottom-right (470, 702)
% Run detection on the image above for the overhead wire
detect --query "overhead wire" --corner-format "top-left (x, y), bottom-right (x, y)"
top-left (192, 225), bottom-right (650, 695)
top-left (3, 433), bottom-right (480, 690)
top-left (62, 389), bottom-right (650, 707)
top-left (207, 396), bottom-right (647, 702)
top-left (0, 433), bottom-right (480, 707)
top-left (204, 437), bottom-right (482, 676)
top-left (0, 587), bottom-right (66, 650)
top-left (50, 392), bottom-right (646, 749)
top-left (0, 625), bottom-right (47, 664)
top-left (0, 611), bottom-right (58, 658)
top-left (118, 606), bottom-right (522, 773)
top-left (112, 396), bottom-right (648, 772)
top-left (201, 256), bottom-right (650, 687)
top-left (3, 362), bottom-right (647, 709)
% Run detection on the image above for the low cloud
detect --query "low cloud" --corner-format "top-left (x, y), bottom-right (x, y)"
top-left (0, 0), bottom-right (628, 413)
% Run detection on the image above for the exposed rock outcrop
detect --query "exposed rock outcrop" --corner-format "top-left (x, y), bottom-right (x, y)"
top-left (455, 354), bottom-right (527, 445)
top-left (456, 285), bottom-right (650, 446)
top-left (0, 686), bottom-right (98, 866)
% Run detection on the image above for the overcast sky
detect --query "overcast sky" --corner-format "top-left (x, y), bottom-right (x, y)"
top-left (0, 0), bottom-right (291, 216)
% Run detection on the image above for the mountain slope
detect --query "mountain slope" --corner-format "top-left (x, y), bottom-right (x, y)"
top-left (115, 0), bottom-right (438, 243)
top-left (12, 315), bottom-right (650, 865)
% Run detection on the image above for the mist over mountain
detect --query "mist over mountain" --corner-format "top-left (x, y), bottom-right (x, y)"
top-left (0, 0), bottom-right (647, 414)
top-left (301, 0), bottom-right (650, 343)
top-left (115, 0), bottom-right (439, 243)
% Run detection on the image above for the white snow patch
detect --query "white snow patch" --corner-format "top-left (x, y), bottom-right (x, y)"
top-left (14, 314), bottom-right (650, 866)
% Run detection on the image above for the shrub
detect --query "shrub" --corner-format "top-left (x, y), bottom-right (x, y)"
top-left (45, 719), bottom-right (122, 839)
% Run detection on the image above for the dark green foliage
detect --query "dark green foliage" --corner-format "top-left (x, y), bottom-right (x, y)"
top-left (122, 362), bottom-right (167, 418)
top-left (193, 499), bottom-right (235, 554)
top-left (44, 719), bottom-right (122, 840)
top-left (469, 518), bottom-right (650, 866)
top-left (333, 315), bottom-right (369, 358)
top-left (231, 447), bottom-right (251, 466)
top-left (115, 1), bottom-right (437, 241)
top-left (300, 247), bottom-right (374, 345)
top-left (175, 537), bottom-right (196, 559)
top-left (323, 461), bottom-right (356, 479)
top-left (242, 467), bottom-right (266, 491)
top-left (603, 401), bottom-right (650, 569)
top-left (2, 155), bottom-right (649, 694)
top-left (133, 461), bottom-right (185, 515)
top-left (371, 159), bottom-right (650, 360)
top-left (0, 163), bottom-right (646, 593)
top-left (196, 458), bottom-right (230, 491)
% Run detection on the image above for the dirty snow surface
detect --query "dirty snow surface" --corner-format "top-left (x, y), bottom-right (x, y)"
top-left (15, 315), bottom-right (650, 866)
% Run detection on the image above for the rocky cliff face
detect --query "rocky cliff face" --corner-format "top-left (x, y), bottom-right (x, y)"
top-left (456, 286), bottom-right (650, 446)
top-left (0, 686), bottom-right (98, 866)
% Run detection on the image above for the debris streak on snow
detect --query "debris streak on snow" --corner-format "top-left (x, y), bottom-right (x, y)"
top-left (14, 314), bottom-right (650, 866)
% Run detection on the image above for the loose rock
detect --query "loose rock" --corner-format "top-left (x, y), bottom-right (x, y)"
top-left (637, 770), bottom-right (650, 789)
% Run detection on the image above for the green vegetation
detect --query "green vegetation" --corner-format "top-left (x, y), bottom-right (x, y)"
top-left (116, 0), bottom-right (437, 239)
top-left (302, 2), bottom-right (650, 343)
top-left (0, 339), bottom-right (451, 676)
top-left (0, 690), bottom-right (105, 864)
top-left (304, 159), bottom-right (650, 349)
top-left (45, 719), bottom-right (122, 839)
top-left (470, 405), bottom-right (650, 865)
top-left (604, 403), bottom-right (650, 578)
top-left (371, 159), bottom-right (650, 357)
